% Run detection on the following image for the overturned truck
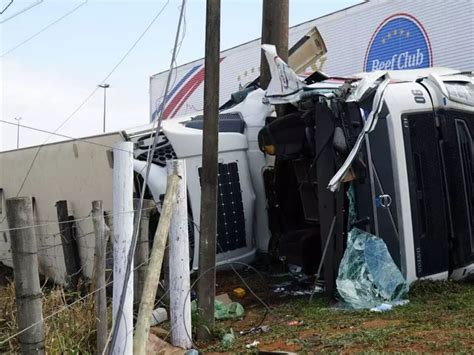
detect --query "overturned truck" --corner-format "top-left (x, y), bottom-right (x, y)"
top-left (1, 47), bottom-right (473, 291)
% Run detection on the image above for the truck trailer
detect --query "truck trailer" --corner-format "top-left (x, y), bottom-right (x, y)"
top-left (1, 49), bottom-right (473, 287)
top-left (150, 0), bottom-right (474, 121)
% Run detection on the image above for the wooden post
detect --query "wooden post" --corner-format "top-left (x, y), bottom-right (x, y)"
top-left (168, 160), bottom-right (192, 349)
top-left (133, 198), bottom-right (140, 304)
top-left (260, 0), bottom-right (289, 90)
top-left (134, 199), bottom-right (154, 305)
top-left (104, 212), bottom-right (113, 298)
top-left (92, 200), bottom-right (107, 355)
top-left (198, 0), bottom-right (220, 341)
top-left (112, 141), bottom-right (134, 355)
top-left (133, 174), bottom-right (180, 355)
top-left (55, 200), bottom-right (81, 289)
top-left (6, 197), bottom-right (45, 354)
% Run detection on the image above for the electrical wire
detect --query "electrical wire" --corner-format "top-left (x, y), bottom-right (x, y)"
top-left (0, 0), bottom-right (43, 24)
top-left (181, 261), bottom-right (282, 350)
top-left (0, 0), bottom-right (85, 56)
top-left (0, 119), bottom-right (132, 153)
top-left (0, 0), bottom-right (14, 15)
top-left (0, 0), bottom-right (171, 227)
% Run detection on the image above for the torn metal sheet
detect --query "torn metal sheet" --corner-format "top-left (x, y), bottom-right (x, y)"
top-left (133, 159), bottom-right (167, 210)
top-left (262, 44), bottom-right (306, 104)
top-left (328, 77), bottom-right (390, 192)
top-left (346, 70), bottom-right (387, 102)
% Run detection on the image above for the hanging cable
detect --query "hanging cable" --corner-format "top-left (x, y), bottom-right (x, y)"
top-left (0, 0), bottom-right (171, 228)
top-left (1, 0), bottom-right (85, 56)
top-left (0, 0), bottom-right (43, 24)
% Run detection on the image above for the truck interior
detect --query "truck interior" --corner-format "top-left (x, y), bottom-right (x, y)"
top-left (254, 55), bottom-right (474, 291)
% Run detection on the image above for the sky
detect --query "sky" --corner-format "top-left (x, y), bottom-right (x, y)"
top-left (0, 0), bottom-right (361, 151)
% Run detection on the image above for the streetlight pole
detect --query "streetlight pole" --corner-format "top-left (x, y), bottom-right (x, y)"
top-left (14, 117), bottom-right (22, 149)
top-left (98, 84), bottom-right (110, 133)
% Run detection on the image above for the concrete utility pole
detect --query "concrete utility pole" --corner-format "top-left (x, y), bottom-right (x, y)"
top-left (98, 83), bottom-right (110, 133)
top-left (259, 0), bottom-right (289, 90)
top-left (197, 0), bottom-right (220, 341)
top-left (14, 117), bottom-right (21, 149)
top-left (111, 141), bottom-right (134, 355)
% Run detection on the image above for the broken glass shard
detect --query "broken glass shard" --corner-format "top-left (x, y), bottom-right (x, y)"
top-left (336, 228), bottom-right (408, 309)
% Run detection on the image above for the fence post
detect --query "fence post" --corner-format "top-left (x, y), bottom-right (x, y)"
top-left (55, 200), bottom-right (81, 289)
top-left (104, 212), bottom-right (113, 297)
top-left (92, 200), bottom-right (107, 355)
top-left (134, 199), bottom-right (154, 305)
top-left (168, 160), bottom-right (192, 349)
top-left (133, 174), bottom-right (180, 355)
top-left (112, 141), bottom-right (134, 355)
top-left (6, 197), bottom-right (45, 355)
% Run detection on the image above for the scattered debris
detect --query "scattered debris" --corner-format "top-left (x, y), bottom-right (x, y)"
top-left (150, 307), bottom-right (168, 326)
top-left (246, 340), bottom-right (260, 349)
top-left (216, 293), bottom-right (232, 305)
top-left (370, 300), bottom-right (410, 312)
top-left (191, 299), bottom-right (245, 320)
top-left (240, 325), bottom-right (271, 336)
top-left (336, 228), bottom-right (409, 309)
top-left (221, 329), bottom-right (235, 349)
top-left (215, 299), bottom-right (244, 319)
top-left (272, 276), bottom-right (319, 297)
top-left (233, 287), bottom-right (246, 298)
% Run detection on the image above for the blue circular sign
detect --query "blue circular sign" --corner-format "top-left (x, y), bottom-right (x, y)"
top-left (364, 14), bottom-right (432, 72)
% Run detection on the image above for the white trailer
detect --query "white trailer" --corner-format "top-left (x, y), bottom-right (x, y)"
top-left (150, 0), bottom-right (474, 121)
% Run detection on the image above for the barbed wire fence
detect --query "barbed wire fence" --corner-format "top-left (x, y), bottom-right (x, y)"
top-left (0, 194), bottom-right (290, 354)
top-left (0, 201), bottom-right (177, 353)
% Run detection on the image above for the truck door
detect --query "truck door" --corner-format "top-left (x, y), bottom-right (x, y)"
top-left (402, 110), bottom-right (450, 277)
top-left (438, 109), bottom-right (474, 270)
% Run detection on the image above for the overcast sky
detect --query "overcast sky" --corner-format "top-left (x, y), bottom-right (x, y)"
top-left (0, 0), bottom-right (361, 151)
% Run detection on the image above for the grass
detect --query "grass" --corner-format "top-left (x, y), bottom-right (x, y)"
top-left (0, 271), bottom-right (472, 353)
top-left (202, 279), bottom-right (474, 353)
top-left (0, 281), bottom-right (101, 354)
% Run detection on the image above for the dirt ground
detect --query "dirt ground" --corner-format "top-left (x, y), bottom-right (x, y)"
top-left (193, 269), bottom-right (474, 353)
top-left (1, 261), bottom-right (473, 353)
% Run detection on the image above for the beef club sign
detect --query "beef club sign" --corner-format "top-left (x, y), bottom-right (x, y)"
top-left (364, 14), bottom-right (433, 72)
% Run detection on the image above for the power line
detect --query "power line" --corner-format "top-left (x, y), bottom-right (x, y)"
top-left (1, 0), bottom-right (171, 228)
top-left (0, 0), bottom-right (14, 15)
top-left (0, 119), bottom-right (130, 152)
top-left (0, 0), bottom-right (86, 57)
top-left (0, 0), bottom-right (43, 23)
